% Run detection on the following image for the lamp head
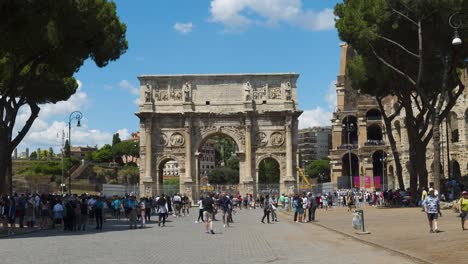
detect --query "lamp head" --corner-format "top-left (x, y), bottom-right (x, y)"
top-left (77, 119), bottom-right (81, 127)
top-left (452, 30), bottom-right (462, 46)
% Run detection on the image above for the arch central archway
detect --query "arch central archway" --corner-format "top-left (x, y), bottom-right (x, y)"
top-left (342, 152), bottom-right (359, 189)
top-left (195, 133), bottom-right (240, 195)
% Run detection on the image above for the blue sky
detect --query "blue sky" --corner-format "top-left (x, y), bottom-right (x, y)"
top-left (17, 0), bottom-right (342, 153)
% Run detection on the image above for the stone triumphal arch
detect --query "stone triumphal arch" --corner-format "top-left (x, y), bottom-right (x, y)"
top-left (136, 73), bottom-right (301, 200)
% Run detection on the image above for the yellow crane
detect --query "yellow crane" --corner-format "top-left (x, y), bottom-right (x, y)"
top-left (297, 167), bottom-right (311, 188)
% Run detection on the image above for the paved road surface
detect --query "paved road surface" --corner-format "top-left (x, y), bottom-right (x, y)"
top-left (0, 209), bottom-right (418, 264)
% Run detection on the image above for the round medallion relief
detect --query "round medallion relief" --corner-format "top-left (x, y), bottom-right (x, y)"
top-left (170, 133), bottom-right (185, 147)
top-left (159, 134), bottom-right (168, 146)
top-left (255, 132), bottom-right (268, 146)
top-left (270, 132), bottom-right (284, 146)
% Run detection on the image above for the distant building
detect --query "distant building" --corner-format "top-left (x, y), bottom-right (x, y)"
top-left (200, 139), bottom-right (216, 176)
top-left (70, 146), bottom-right (97, 159)
top-left (163, 160), bottom-right (179, 176)
top-left (121, 132), bottom-right (140, 164)
top-left (298, 127), bottom-right (332, 166)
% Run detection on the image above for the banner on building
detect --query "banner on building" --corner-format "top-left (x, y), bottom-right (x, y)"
top-left (353, 176), bottom-right (360, 188)
top-left (365, 176), bottom-right (371, 188)
top-left (374, 176), bottom-right (381, 190)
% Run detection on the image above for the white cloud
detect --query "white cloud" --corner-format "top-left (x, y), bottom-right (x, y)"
top-left (13, 80), bottom-right (133, 153)
top-left (116, 128), bottom-right (131, 140)
top-left (298, 81), bottom-right (336, 129)
top-left (174, 22), bottom-right (194, 34)
top-left (298, 107), bottom-right (331, 129)
top-left (133, 98), bottom-right (140, 106)
top-left (209, 0), bottom-right (334, 32)
top-left (119, 80), bottom-right (139, 95)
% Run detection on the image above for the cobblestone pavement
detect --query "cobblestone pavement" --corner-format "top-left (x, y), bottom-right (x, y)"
top-left (0, 209), bottom-right (418, 264)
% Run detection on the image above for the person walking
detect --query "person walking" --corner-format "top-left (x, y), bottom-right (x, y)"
top-left (195, 196), bottom-right (204, 223)
top-left (157, 195), bottom-right (168, 227)
top-left (457, 191), bottom-right (468, 230)
top-left (182, 194), bottom-right (190, 217)
top-left (202, 194), bottom-right (215, 234)
top-left (420, 187), bottom-right (428, 212)
top-left (139, 198), bottom-right (146, 229)
top-left (270, 195), bottom-right (278, 222)
top-left (423, 188), bottom-right (442, 233)
top-left (220, 192), bottom-right (232, 228)
top-left (173, 193), bottom-right (182, 217)
top-left (261, 194), bottom-right (271, 224)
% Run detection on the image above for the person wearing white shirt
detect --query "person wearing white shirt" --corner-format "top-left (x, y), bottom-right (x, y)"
top-left (195, 197), bottom-right (204, 223)
top-left (52, 202), bottom-right (64, 228)
top-left (302, 196), bottom-right (308, 222)
top-left (173, 194), bottom-right (182, 217)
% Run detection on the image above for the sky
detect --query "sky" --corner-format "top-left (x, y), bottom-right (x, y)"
top-left (16, 0), bottom-right (343, 154)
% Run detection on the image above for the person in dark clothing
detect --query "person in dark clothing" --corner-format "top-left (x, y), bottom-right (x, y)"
top-left (65, 201), bottom-right (75, 231)
top-left (308, 193), bottom-right (317, 222)
top-left (94, 197), bottom-right (104, 230)
top-left (261, 195), bottom-right (271, 224)
top-left (80, 198), bottom-right (88, 231)
top-left (202, 194), bottom-right (215, 234)
top-left (219, 193), bottom-right (232, 228)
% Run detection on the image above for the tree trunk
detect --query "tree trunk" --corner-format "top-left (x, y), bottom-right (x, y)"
top-left (416, 143), bottom-right (428, 189)
top-left (381, 109), bottom-right (405, 190)
top-left (408, 132), bottom-right (419, 196)
top-left (0, 142), bottom-right (11, 195)
top-left (432, 114), bottom-right (442, 192)
top-left (0, 100), bottom-right (40, 195)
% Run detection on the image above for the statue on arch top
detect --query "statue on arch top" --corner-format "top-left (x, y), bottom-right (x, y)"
top-left (144, 83), bottom-right (152, 103)
top-left (183, 82), bottom-right (192, 102)
top-left (244, 81), bottom-right (252, 101)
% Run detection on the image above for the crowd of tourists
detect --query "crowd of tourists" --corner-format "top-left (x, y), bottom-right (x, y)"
top-left (1, 187), bottom-right (467, 237)
top-left (0, 192), bottom-right (193, 235)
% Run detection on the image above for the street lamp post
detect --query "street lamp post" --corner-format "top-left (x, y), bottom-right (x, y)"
top-left (342, 122), bottom-right (355, 189)
top-left (68, 111), bottom-right (83, 194)
top-left (449, 12), bottom-right (463, 46)
top-left (380, 156), bottom-right (387, 191)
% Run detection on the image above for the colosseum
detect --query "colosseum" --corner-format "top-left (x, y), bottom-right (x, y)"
top-left (329, 44), bottom-right (468, 191)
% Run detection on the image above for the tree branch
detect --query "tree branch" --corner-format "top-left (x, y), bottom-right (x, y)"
top-left (392, 8), bottom-right (418, 26)
top-left (370, 45), bottom-right (416, 85)
top-left (10, 101), bottom-right (40, 151)
top-left (377, 35), bottom-right (419, 58)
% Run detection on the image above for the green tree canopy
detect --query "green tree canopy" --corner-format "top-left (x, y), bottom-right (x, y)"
top-left (305, 159), bottom-right (331, 183)
top-left (258, 158), bottom-right (280, 184)
top-left (0, 0), bottom-right (128, 194)
top-left (112, 140), bottom-right (139, 163)
top-left (29, 151), bottom-right (37, 160)
top-left (92, 144), bottom-right (113, 163)
top-left (112, 133), bottom-right (121, 147)
top-left (208, 167), bottom-right (239, 185)
top-left (64, 139), bottom-right (70, 157)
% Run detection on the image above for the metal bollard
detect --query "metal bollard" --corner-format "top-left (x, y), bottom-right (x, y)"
top-left (353, 209), bottom-right (371, 235)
